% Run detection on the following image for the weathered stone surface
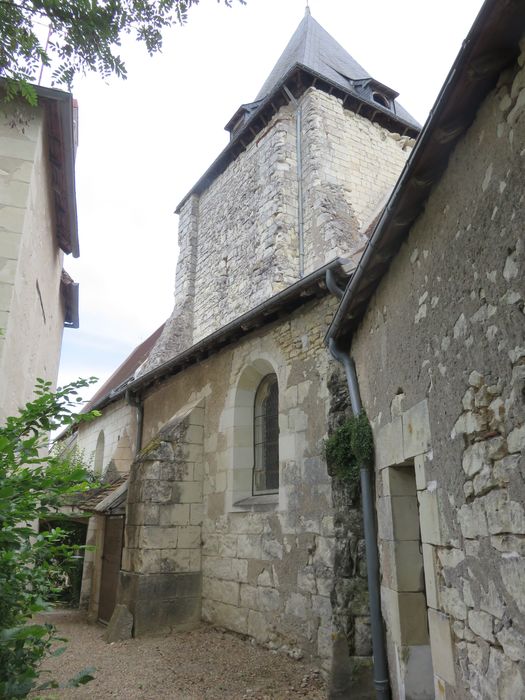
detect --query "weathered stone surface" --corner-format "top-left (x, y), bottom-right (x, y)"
top-left (428, 610), bottom-right (456, 686)
top-left (468, 610), bottom-right (494, 642)
top-left (103, 604), bottom-right (133, 643)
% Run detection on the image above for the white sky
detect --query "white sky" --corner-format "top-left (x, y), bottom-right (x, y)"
top-left (56, 0), bottom-right (485, 400)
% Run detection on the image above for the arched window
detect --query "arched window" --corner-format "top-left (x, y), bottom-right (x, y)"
top-left (372, 91), bottom-right (390, 109)
top-left (253, 374), bottom-right (279, 494)
top-left (94, 430), bottom-right (105, 475)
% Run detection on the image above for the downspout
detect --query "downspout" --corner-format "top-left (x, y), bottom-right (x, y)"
top-left (328, 328), bottom-right (390, 699)
top-left (125, 390), bottom-right (143, 455)
top-left (283, 86), bottom-right (305, 278)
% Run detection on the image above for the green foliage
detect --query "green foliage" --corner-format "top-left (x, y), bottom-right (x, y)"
top-left (0, 0), bottom-right (246, 103)
top-left (0, 378), bottom-right (99, 699)
top-left (324, 411), bottom-right (374, 489)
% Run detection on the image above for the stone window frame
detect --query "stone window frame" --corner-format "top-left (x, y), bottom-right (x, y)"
top-left (226, 357), bottom-right (285, 512)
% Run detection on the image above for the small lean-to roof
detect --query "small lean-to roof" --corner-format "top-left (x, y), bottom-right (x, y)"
top-left (326, 0), bottom-right (525, 345)
top-left (84, 322), bottom-right (166, 411)
top-left (71, 476), bottom-right (128, 514)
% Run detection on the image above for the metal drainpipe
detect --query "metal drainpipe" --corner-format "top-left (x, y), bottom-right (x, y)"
top-left (283, 86), bottom-right (305, 278)
top-left (328, 336), bottom-right (391, 700)
top-left (125, 390), bottom-right (143, 455)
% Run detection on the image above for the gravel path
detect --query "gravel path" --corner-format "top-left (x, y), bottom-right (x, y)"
top-left (32, 610), bottom-right (326, 699)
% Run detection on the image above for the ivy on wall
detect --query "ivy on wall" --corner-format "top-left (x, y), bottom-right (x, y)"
top-left (324, 411), bottom-right (374, 490)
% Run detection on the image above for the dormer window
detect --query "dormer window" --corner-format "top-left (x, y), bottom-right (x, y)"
top-left (372, 92), bottom-right (391, 109)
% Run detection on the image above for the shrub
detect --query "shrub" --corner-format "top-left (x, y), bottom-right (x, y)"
top-left (324, 411), bottom-right (374, 491)
top-left (0, 378), bottom-right (98, 698)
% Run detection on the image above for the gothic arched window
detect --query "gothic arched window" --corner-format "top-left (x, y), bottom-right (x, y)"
top-left (253, 373), bottom-right (279, 494)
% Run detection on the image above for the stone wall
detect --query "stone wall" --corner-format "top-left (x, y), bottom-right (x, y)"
top-left (300, 89), bottom-right (413, 273)
top-left (325, 367), bottom-right (373, 695)
top-left (122, 295), bottom-right (368, 683)
top-left (144, 88), bottom-right (412, 372)
top-left (76, 399), bottom-right (136, 477)
top-left (351, 43), bottom-right (525, 699)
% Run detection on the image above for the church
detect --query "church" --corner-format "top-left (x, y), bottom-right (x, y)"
top-left (72, 2), bottom-right (525, 698)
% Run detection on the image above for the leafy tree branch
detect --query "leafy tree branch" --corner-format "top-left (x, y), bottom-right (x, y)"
top-left (0, 0), bottom-right (246, 104)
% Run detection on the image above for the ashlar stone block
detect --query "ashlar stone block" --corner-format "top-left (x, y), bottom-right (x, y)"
top-left (202, 576), bottom-right (239, 606)
top-left (378, 496), bottom-right (420, 541)
top-left (382, 587), bottom-right (429, 646)
top-left (138, 525), bottom-right (176, 550)
top-left (403, 400), bottom-right (431, 458)
top-left (177, 525), bottom-right (201, 549)
top-left (428, 609), bottom-right (456, 686)
top-left (422, 544), bottom-right (440, 610)
top-left (418, 489), bottom-right (443, 546)
top-left (382, 465), bottom-right (418, 496)
top-left (415, 453), bottom-right (431, 490)
top-left (381, 540), bottom-right (424, 592)
top-left (375, 418), bottom-right (404, 469)
top-left (248, 609), bottom-right (270, 642)
top-left (173, 481), bottom-right (202, 504)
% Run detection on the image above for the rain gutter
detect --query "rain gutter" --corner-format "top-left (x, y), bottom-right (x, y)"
top-left (328, 334), bottom-right (390, 700)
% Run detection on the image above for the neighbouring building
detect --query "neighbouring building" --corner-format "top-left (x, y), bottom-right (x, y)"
top-left (0, 84), bottom-right (79, 422)
top-left (75, 1), bottom-right (525, 698)
top-left (326, 1), bottom-right (525, 697)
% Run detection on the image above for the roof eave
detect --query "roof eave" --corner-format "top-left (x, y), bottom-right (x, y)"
top-left (36, 85), bottom-right (79, 259)
top-left (175, 64), bottom-right (420, 214)
top-left (91, 258), bottom-right (352, 412)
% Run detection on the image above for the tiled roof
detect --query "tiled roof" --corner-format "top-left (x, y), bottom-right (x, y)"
top-left (84, 323), bottom-right (165, 411)
top-left (69, 475), bottom-right (127, 512)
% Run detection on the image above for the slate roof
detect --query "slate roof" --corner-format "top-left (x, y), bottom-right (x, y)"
top-left (254, 8), bottom-right (419, 129)
top-left (177, 10), bottom-right (419, 212)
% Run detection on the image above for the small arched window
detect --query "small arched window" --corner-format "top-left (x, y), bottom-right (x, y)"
top-left (94, 430), bottom-right (105, 475)
top-left (253, 374), bottom-right (279, 494)
top-left (372, 91), bottom-right (390, 109)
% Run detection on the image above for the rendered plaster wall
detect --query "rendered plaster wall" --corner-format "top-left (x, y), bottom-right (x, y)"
top-left (76, 400), bottom-right (136, 477)
top-left (351, 47), bottom-right (525, 699)
top-left (144, 89), bottom-right (412, 371)
top-left (0, 106), bottom-right (65, 422)
top-left (132, 296), bottom-right (369, 681)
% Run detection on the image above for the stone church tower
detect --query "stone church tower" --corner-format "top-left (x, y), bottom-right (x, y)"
top-left (143, 8), bottom-right (419, 372)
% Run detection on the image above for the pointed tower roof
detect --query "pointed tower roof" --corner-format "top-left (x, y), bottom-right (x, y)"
top-left (249, 8), bottom-right (418, 131)
top-left (177, 10), bottom-right (420, 211)
top-left (255, 7), bottom-right (371, 101)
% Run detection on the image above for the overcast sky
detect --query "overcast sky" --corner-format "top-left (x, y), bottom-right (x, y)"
top-left (55, 0), bottom-right (485, 400)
